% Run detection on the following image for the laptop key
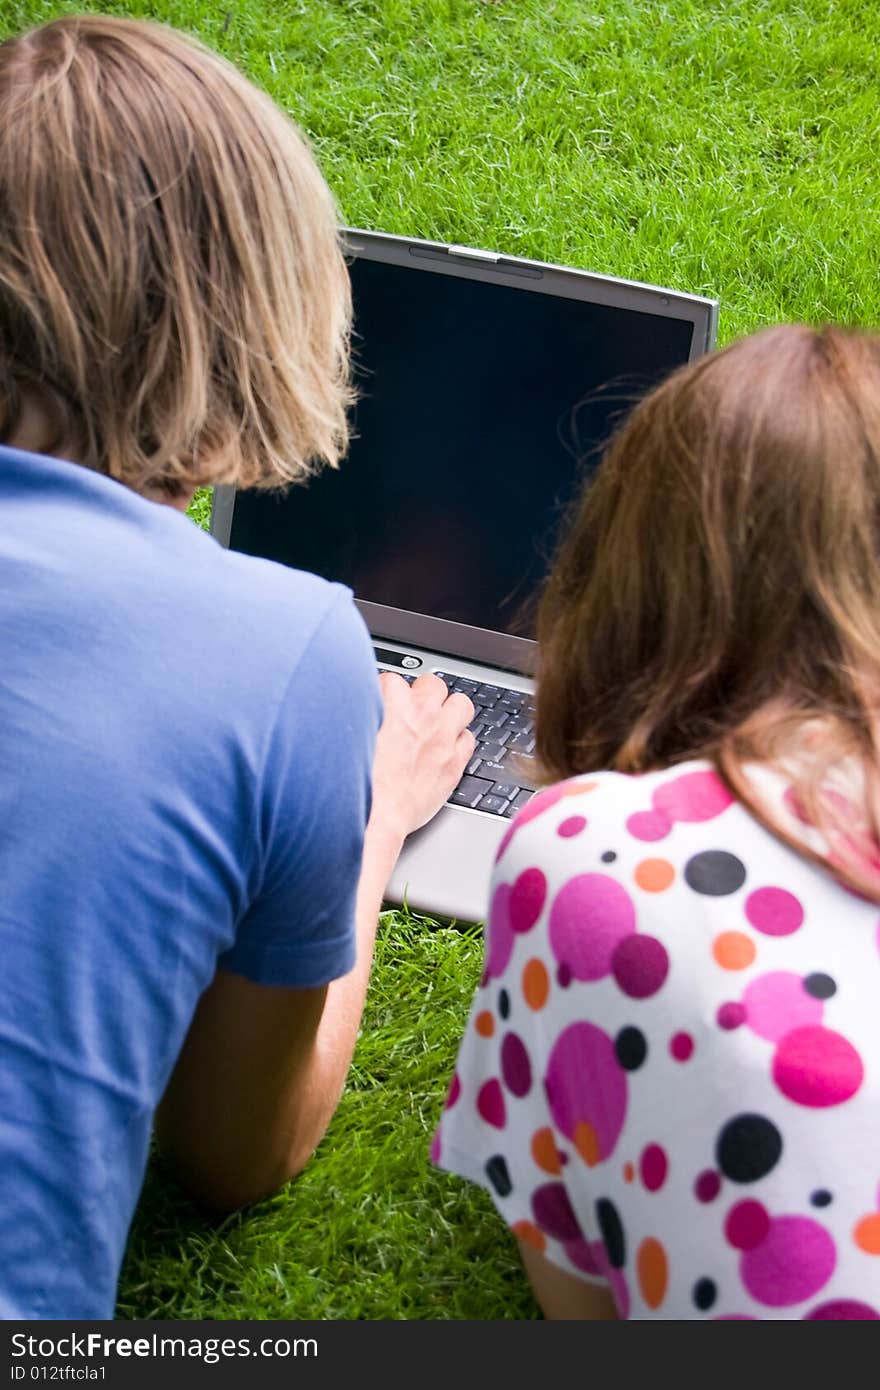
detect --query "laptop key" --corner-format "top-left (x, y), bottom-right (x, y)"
top-left (476, 758), bottom-right (509, 781)
top-left (477, 793), bottom-right (510, 816)
top-left (453, 678), bottom-right (480, 695)
top-left (466, 754), bottom-right (483, 777)
top-left (450, 775), bottom-right (494, 808)
top-left (491, 782), bottom-right (520, 800)
top-left (507, 730), bottom-right (536, 754)
top-left (498, 689), bottom-right (527, 711)
top-left (475, 683), bottom-right (502, 705)
top-left (504, 712), bottom-right (533, 733)
top-left (511, 789), bottom-right (535, 812)
top-left (475, 741), bottom-right (506, 763)
top-left (481, 709), bottom-right (509, 730)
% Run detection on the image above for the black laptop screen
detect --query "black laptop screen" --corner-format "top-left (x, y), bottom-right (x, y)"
top-left (227, 256), bottom-right (696, 638)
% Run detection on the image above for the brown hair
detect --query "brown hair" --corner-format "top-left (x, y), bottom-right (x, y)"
top-left (0, 15), bottom-right (352, 495)
top-left (536, 323), bottom-right (880, 899)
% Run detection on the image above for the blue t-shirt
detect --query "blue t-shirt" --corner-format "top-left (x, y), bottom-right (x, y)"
top-left (0, 444), bottom-right (382, 1319)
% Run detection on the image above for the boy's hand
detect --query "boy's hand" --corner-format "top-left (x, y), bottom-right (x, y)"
top-left (370, 672), bottom-right (475, 840)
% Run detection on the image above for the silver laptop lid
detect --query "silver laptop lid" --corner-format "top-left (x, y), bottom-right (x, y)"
top-left (212, 229), bottom-right (718, 675)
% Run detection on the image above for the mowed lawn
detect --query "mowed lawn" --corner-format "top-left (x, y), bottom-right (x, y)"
top-left (4, 0), bottom-right (879, 1320)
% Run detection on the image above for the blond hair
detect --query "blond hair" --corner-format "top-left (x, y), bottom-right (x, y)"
top-left (0, 15), bottom-right (352, 494)
top-left (537, 323), bottom-right (880, 901)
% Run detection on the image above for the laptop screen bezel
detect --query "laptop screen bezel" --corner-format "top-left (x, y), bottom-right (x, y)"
top-left (212, 228), bottom-right (719, 675)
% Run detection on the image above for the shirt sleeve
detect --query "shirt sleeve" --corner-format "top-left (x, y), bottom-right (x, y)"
top-left (432, 783), bottom-right (614, 1292)
top-left (219, 589), bottom-right (382, 989)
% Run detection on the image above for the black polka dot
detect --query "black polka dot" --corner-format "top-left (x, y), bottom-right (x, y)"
top-left (684, 850), bottom-right (746, 896)
top-left (485, 1155), bottom-right (512, 1197)
top-left (601, 850), bottom-right (617, 863)
top-left (693, 1278), bottom-right (717, 1311)
top-left (557, 963), bottom-right (572, 988)
top-left (595, 1197), bottom-right (626, 1269)
top-left (804, 973), bottom-right (836, 1000)
top-left (615, 1026), bottom-right (648, 1071)
top-left (716, 1113), bottom-right (782, 1183)
top-left (498, 989), bottom-right (510, 1020)
top-left (810, 1189), bottom-right (833, 1208)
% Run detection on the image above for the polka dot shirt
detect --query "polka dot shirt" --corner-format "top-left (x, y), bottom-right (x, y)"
top-left (432, 763), bottom-right (880, 1319)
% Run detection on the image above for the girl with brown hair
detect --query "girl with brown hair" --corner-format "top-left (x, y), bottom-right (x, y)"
top-left (434, 324), bottom-right (880, 1319)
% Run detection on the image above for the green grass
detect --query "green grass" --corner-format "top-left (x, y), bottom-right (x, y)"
top-left (4, 0), bottom-right (879, 1320)
top-left (118, 917), bottom-right (537, 1319)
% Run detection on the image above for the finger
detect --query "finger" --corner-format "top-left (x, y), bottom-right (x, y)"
top-left (410, 672), bottom-right (448, 708)
top-left (440, 690), bottom-right (476, 731)
top-left (377, 670), bottom-right (413, 709)
top-left (451, 727), bottom-right (477, 775)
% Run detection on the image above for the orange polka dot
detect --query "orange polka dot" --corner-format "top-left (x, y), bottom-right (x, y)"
top-left (623, 1162), bottom-right (635, 1184)
top-left (512, 1220), bottom-right (547, 1252)
top-left (712, 931), bottom-right (757, 971)
top-left (562, 780), bottom-right (597, 799)
top-left (475, 1011), bottom-right (495, 1038)
top-left (637, 1237), bottom-right (668, 1309)
top-left (854, 1214), bottom-right (880, 1255)
top-left (634, 858), bottom-right (675, 892)
top-left (531, 1127), bottom-right (562, 1174)
top-left (574, 1121), bottom-right (601, 1167)
top-left (522, 958), bottom-right (550, 1011)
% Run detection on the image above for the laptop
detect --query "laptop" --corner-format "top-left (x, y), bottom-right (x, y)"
top-left (211, 228), bottom-right (718, 922)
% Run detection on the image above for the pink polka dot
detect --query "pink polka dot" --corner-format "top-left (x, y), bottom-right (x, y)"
top-left (501, 1032), bottom-right (532, 1097)
top-left (509, 867), bottom-right (547, 934)
top-left (725, 1200), bottom-right (771, 1252)
top-left (653, 769), bottom-right (734, 823)
top-left (444, 1071), bottom-right (461, 1110)
top-left (805, 1300), bottom-right (880, 1320)
top-left (558, 815), bottom-right (587, 838)
top-left (876, 918), bottom-right (880, 959)
top-left (640, 1143), bottom-right (668, 1192)
top-left (773, 1025), bottom-right (864, 1107)
top-left (496, 785), bottom-right (567, 862)
top-left (740, 1215), bottom-right (836, 1306)
top-left (563, 1237), bottom-right (603, 1276)
top-left (548, 874), bottom-right (636, 981)
top-left (670, 1032), bottom-right (694, 1062)
top-left (695, 1170), bottom-right (721, 1203)
top-left (588, 1238), bottom-right (631, 1319)
top-left (430, 1130), bottom-right (442, 1164)
top-left (611, 934), bottom-right (669, 999)
top-left (608, 1268), bottom-right (631, 1320)
top-left (742, 971), bottom-right (823, 1043)
top-left (717, 1001), bottom-right (746, 1030)
top-left (485, 883), bottom-right (515, 979)
top-left (544, 1021), bottom-right (628, 1159)
top-left (745, 886), bottom-right (804, 937)
top-left (625, 809), bottom-right (672, 842)
top-left (476, 1078), bottom-right (507, 1128)
top-left (532, 1182), bottom-right (581, 1241)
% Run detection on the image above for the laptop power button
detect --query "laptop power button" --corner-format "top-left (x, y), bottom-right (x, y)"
top-left (374, 646), bottom-right (423, 671)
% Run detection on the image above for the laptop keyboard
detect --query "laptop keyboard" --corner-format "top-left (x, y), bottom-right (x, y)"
top-left (377, 668), bottom-right (538, 818)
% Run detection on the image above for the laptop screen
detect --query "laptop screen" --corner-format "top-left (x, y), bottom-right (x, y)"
top-left (228, 255), bottom-right (697, 639)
